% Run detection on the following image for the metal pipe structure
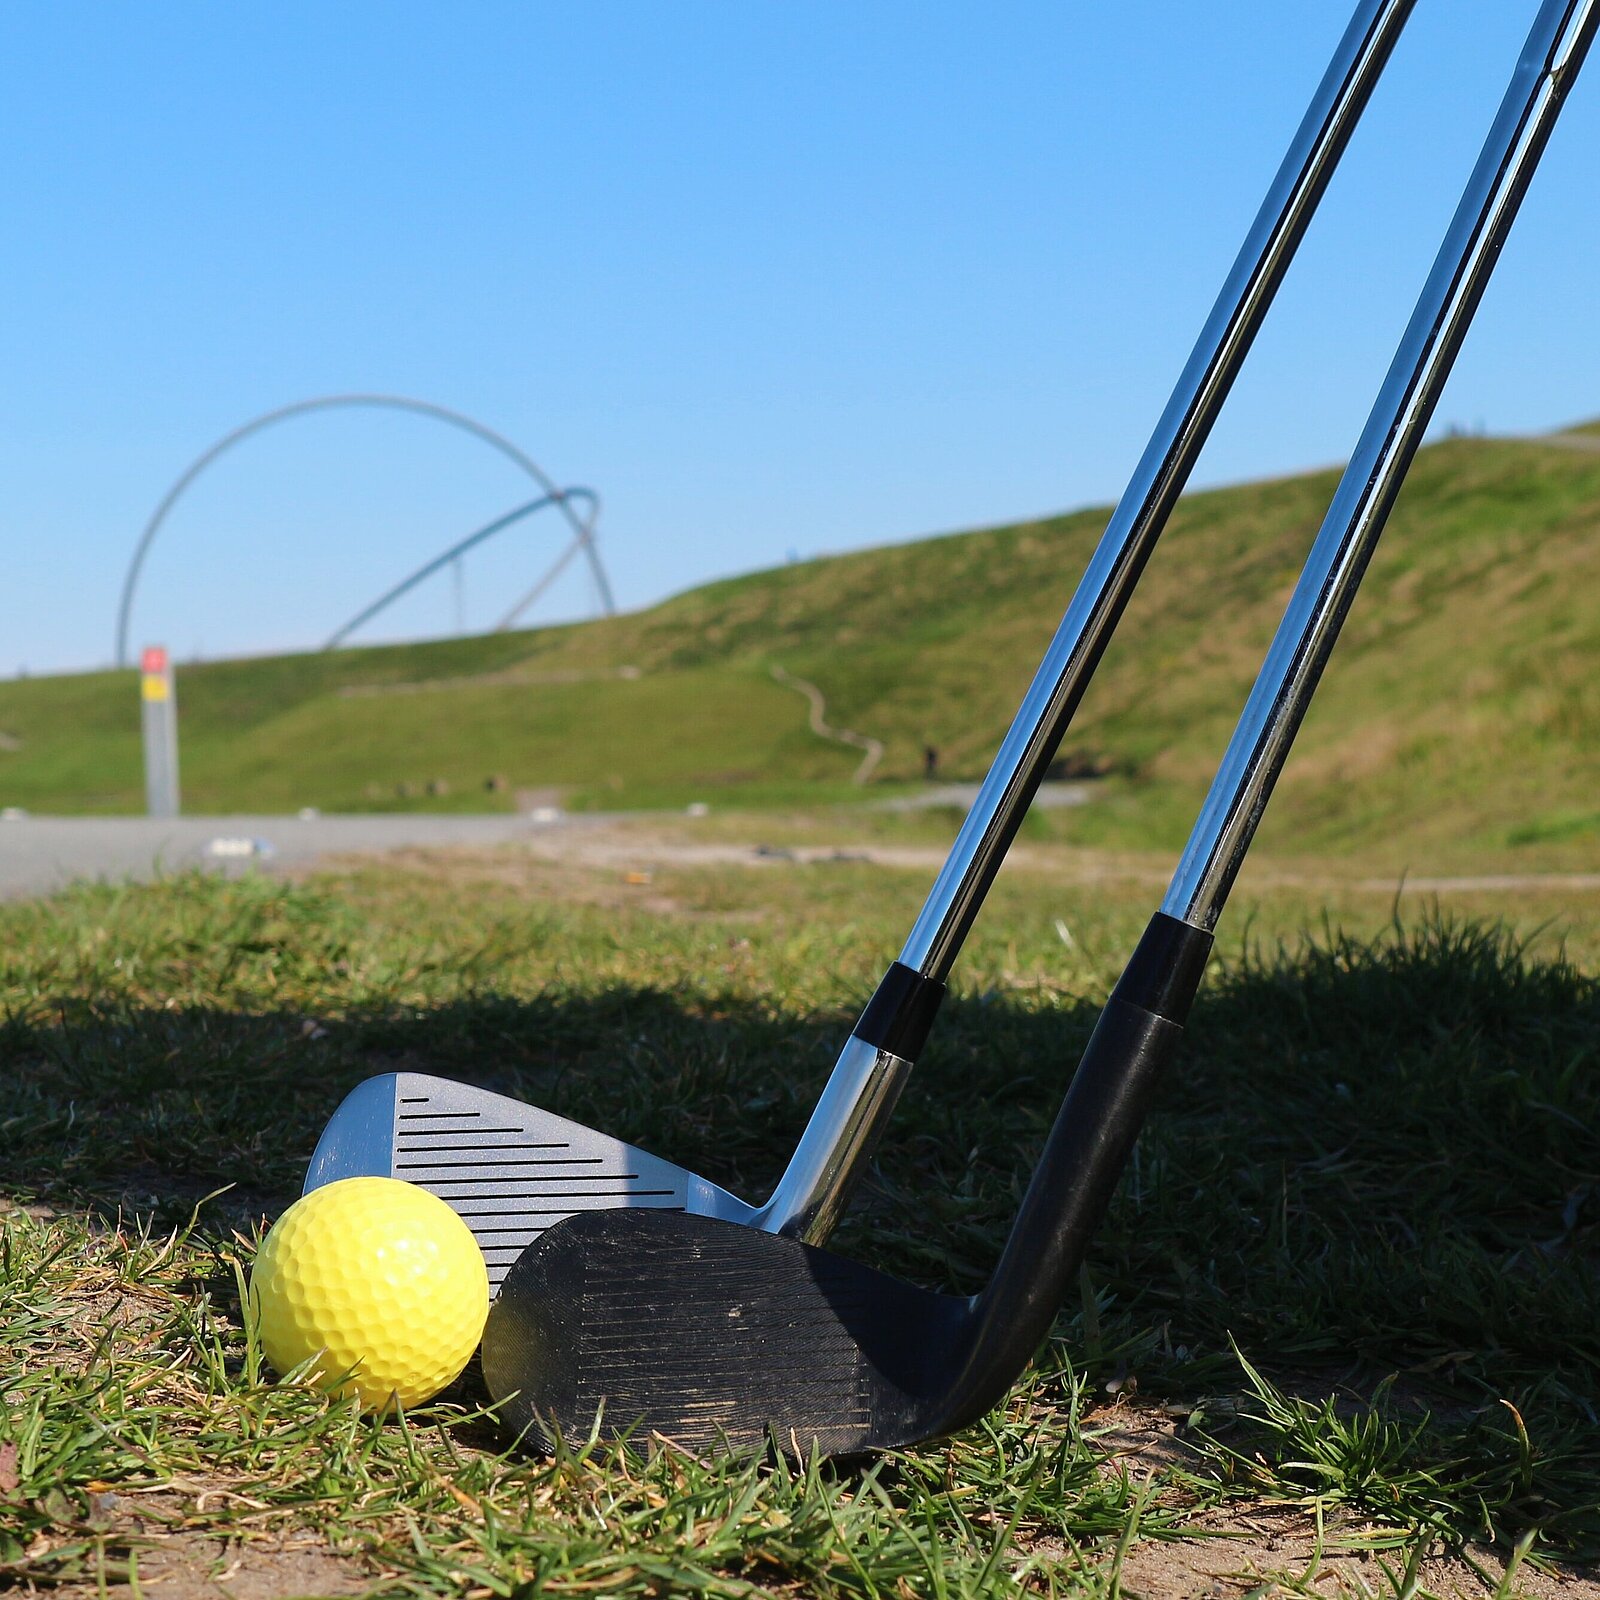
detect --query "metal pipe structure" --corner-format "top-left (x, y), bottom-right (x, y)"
top-left (115, 394), bottom-right (615, 667)
top-left (492, 488), bottom-right (604, 631)
top-left (322, 489), bottom-right (598, 651)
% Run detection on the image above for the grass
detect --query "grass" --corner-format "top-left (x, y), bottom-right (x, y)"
top-left (2, 830), bottom-right (1597, 1596)
top-left (1, 431), bottom-right (1597, 870)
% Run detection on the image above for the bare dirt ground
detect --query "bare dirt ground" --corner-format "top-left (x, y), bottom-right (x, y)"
top-left (8, 805), bottom-right (1597, 906)
top-left (334, 811), bottom-right (1600, 901)
top-left (1019, 1399), bottom-right (1600, 1600)
top-left (1105, 1512), bottom-right (1595, 1600)
top-left (22, 1307), bottom-right (1598, 1600)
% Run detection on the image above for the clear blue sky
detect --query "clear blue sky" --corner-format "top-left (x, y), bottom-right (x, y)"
top-left (2, 2), bottom-right (1596, 676)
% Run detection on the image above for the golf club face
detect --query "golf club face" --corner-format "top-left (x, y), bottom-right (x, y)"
top-left (483, 915), bottom-right (1212, 1458)
top-left (303, 1073), bottom-right (754, 1292)
top-left (481, 1209), bottom-right (967, 1457)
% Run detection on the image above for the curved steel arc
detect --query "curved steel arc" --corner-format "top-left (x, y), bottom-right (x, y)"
top-left (494, 491), bottom-right (602, 631)
top-left (323, 488), bottom-right (598, 651)
top-left (115, 393), bottom-right (615, 666)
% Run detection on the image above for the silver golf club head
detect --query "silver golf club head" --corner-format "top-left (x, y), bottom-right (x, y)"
top-left (305, 1072), bottom-right (761, 1292)
top-left (304, 0), bottom-right (1417, 1281)
top-left (306, 1027), bottom-right (919, 1293)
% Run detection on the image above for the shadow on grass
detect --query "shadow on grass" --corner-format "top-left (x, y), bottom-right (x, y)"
top-left (4, 915), bottom-right (1596, 1362)
top-left (2, 917), bottom-right (1598, 1549)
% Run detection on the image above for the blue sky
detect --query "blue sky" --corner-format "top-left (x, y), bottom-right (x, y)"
top-left (2, 2), bottom-right (1596, 676)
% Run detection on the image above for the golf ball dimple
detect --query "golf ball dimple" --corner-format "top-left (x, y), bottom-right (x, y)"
top-left (249, 1176), bottom-right (489, 1412)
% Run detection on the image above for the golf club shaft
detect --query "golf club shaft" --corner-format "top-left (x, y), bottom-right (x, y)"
top-left (945, 0), bottom-right (1598, 1435)
top-left (761, 0), bottom-right (1416, 1243)
top-left (898, 0), bottom-right (1417, 984)
top-left (1164, 0), bottom-right (1598, 931)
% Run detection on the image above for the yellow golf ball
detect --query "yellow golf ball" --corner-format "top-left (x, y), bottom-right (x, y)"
top-left (249, 1176), bottom-right (488, 1412)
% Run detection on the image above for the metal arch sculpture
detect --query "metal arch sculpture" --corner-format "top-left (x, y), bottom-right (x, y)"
top-left (115, 393), bottom-right (616, 667)
top-left (323, 488), bottom-right (598, 650)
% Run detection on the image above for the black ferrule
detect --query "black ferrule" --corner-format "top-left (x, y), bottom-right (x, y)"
top-left (853, 962), bottom-right (946, 1061)
top-left (1110, 911), bottom-right (1213, 1024)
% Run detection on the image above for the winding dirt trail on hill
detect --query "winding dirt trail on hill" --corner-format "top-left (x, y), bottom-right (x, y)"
top-left (769, 665), bottom-right (884, 783)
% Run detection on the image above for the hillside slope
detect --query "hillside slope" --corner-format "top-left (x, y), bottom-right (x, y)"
top-left (1, 433), bottom-right (1596, 868)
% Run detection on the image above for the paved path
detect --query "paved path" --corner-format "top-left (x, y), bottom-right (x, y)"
top-left (872, 780), bottom-right (1091, 812)
top-left (0, 812), bottom-right (580, 899)
top-left (5, 809), bottom-right (1596, 903)
top-left (506, 828), bottom-right (1600, 896)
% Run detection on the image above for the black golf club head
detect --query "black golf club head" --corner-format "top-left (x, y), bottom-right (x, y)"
top-left (483, 1209), bottom-right (970, 1457)
top-left (483, 914), bottom-right (1212, 1457)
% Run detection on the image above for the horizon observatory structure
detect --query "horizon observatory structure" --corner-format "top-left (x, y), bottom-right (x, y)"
top-left (114, 393), bottom-right (616, 667)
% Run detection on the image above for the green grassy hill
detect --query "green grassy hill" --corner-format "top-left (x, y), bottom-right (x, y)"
top-left (2, 431), bottom-right (1597, 867)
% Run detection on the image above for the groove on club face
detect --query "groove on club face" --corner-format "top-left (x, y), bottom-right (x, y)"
top-left (482, 1209), bottom-right (968, 1456)
top-left (304, 1074), bottom-right (713, 1292)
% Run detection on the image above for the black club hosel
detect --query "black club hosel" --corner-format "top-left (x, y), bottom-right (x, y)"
top-left (936, 911), bottom-right (1212, 1432)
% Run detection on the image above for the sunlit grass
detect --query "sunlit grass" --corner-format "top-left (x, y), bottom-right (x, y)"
top-left (0, 433), bottom-right (1596, 874)
top-left (1, 851), bottom-right (1596, 1595)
